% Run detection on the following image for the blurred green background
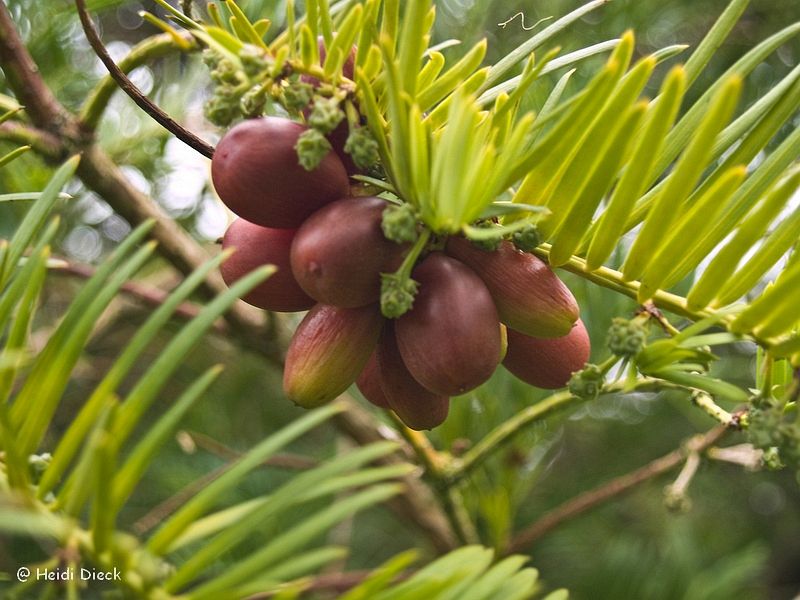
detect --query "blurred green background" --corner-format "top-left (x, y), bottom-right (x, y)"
top-left (1, 0), bottom-right (799, 598)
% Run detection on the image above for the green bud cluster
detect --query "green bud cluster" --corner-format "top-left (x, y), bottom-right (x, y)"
top-left (568, 364), bottom-right (604, 400)
top-left (209, 58), bottom-right (243, 86)
top-left (205, 86), bottom-right (241, 127)
top-left (240, 86), bottom-right (266, 118)
top-left (239, 44), bottom-right (271, 77)
top-left (380, 273), bottom-right (419, 318)
top-left (382, 204), bottom-right (418, 244)
top-left (202, 48), bottom-right (221, 69)
top-left (309, 96), bottom-right (345, 134)
top-left (283, 81), bottom-right (315, 112)
top-left (748, 406), bottom-right (800, 473)
top-left (344, 126), bottom-right (380, 170)
top-left (295, 128), bottom-right (332, 171)
top-left (512, 224), bottom-right (541, 253)
top-left (607, 317), bottom-right (648, 357)
top-left (470, 221), bottom-right (502, 252)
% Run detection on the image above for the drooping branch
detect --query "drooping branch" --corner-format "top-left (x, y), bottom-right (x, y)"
top-left (74, 0), bottom-right (215, 158)
top-left (80, 32), bottom-right (197, 130)
top-left (507, 426), bottom-right (729, 553)
top-left (49, 257), bottom-right (214, 328)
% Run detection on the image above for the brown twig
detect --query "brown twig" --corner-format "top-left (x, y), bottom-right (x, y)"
top-left (50, 258), bottom-right (210, 324)
top-left (73, 0), bottom-right (215, 158)
top-left (507, 426), bottom-right (729, 553)
top-left (186, 430), bottom-right (319, 470)
top-left (133, 462), bottom-right (230, 534)
top-left (245, 569), bottom-right (413, 598)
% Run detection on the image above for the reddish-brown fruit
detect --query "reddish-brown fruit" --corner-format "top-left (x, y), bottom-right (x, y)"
top-left (503, 319), bottom-right (591, 389)
top-left (290, 196), bottom-right (406, 307)
top-left (220, 219), bottom-right (314, 312)
top-left (211, 117), bottom-right (349, 228)
top-left (283, 303), bottom-right (383, 408)
top-left (396, 253), bottom-right (502, 396)
top-left (446, 237), bottom-right (579, 338)
top-left (377, 324), bottom-right (449, 430)
top-left (356, 351), bottom-right (390, 409)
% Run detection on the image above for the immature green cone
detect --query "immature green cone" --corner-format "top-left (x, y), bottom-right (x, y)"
top-left (205, 87), bottom-right (240, 127)
top-left (283, 81), bottom-right (315, 112)
top-left (283, 304), bottom-right (384, 408)
top-left (381, 204), bottom-right (418, 244)
top-left (240, 86), bottom-right (266, 118)
top-left (380, 273), bottom-right (418, 318)
top-left (344, 126), bottom-right (380, 170)
top-left (295, 128), bottom-right (332, 171)
top-left (568, 364), bottom-right (604, 400)
top-left (512, 224), bottom-right (541, 253)
top-left (466, 220), bottom-right (503, 251)
top-left (309, 96), bottom-right (345, 134)
top-left (210, 58), bottom-right (243, 85)
top-left (239, 43), bottom-right (271, 77)
top-left (607, 317), bottom-right (647, 356)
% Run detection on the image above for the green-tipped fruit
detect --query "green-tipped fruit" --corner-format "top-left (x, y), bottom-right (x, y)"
top-left (446, 237), bottom-right (579, 338)
top-left (283, 303), bottom-right (384, 407)
top-left (396, 253), bottom-right (502, 396)
top-left (503, 319), bottom-right (591, 389)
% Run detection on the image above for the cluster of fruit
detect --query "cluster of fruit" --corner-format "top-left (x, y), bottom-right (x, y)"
top-left (212, 112), bottom-right (590, 429)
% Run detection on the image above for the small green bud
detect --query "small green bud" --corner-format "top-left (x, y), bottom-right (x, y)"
top-left (762, 447), bottom-right (784, 470)
top-left (202, 48), bottom-right (222, 69)
top-left (382, 204), bottom-right (418, 244)
top-left (294, 128), bottom-right (332, 171)
top-left (210, 59), bottom-right (243, 85)
top-left (747, 407), bottom-right (784, 450)
top-left (28, 452), bottom-right (51, 484)
top-left (240, 86), bottom-right (266, 117)
top-left (239, 44), bottom-right (271, 77)
top-left (309, 96), bottom-right (345, 134)
top-left (568, 364), bottom-right (604, 400)
top-left (512, 224), bottom-right (541, 252)
top-left (204, 86), bottom-right (240, 127)
top-left (607, 317), bottom-right (648, 357)
top-left (663, 487), bottom-right (692, 513)
top-left (469, 221), bottom-right (502, 252)
top-left (380, 273), bottom-right (419, 318)
top-left (344, 126), bottom-right (380, 169)
top-left (283, 81), bottom-right (315, 112)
